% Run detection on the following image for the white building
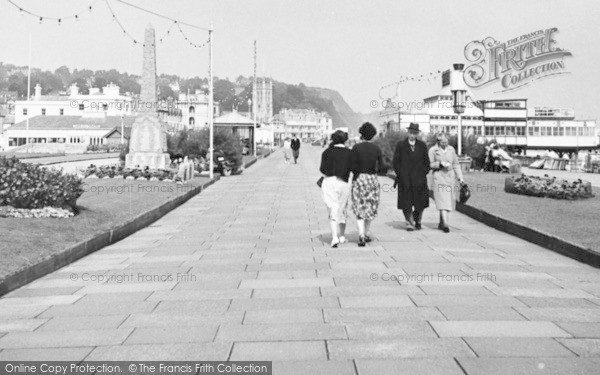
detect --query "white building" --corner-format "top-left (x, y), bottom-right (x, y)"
top-left (379, 67), bottom-right (598, 155)
top-left (14, 83), bottom-right (134, 124)
top-left (2, 114), bottom-right (136, 152)
top-left (175, 90), bottom-right (220, 130)
top-left (274, 108), bottom-right (333, 142)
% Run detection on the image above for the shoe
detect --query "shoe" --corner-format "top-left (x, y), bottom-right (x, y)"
top-left (415, 222), bottom-right (422, 230)
top-left (406, 222), bottom-right (414, 232)
top-left (364, 235), bottom-right (372, 243)
top-left (443, 226), bottom-right (450, 233)
top-left (331, 238), bottom-right (340, 248)
top-left (358, 235), bottom-right (366, 247)
top-left (339, 236), bottom-right (347, 244)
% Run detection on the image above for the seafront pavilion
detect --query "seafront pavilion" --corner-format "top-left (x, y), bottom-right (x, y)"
top-left (0, 146), bottom-right (599, 374)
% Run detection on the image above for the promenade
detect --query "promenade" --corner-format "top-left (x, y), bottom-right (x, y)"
top-left (1, 146), bottom-right (599, 374)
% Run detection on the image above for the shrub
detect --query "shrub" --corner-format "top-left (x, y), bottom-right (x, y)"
top-left (0, 156), bottom-right (84, 209)
top-left (167, 128), bottom-right (243, 170)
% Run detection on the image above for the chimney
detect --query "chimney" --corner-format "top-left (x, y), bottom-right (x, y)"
top-left (34, 84), bottom-right (42, 100)
top-left (70, 84), bottom-right (79, 96)
top-left (102, 83), bottom-right (120, 97)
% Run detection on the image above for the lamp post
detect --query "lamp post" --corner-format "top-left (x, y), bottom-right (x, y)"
top-left (248, 98), bottom-right (254, 156)
top-left (120, 115), bottom-right (124, 145)
top-left (208, 24), bottom-right (214, 180)
top-left (451, 63), bottom-right (467, 156)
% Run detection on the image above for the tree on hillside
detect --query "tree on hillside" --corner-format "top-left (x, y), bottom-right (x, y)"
top-left (69, 77), bottom-right (89, 94)
top-left (54, 66), bottom-right (71, 88)
top-left (214, 79), bottom-right (236, 111)
top-left (7, 73), bottom-right (26, 97)
top-left (158, 82), bottom-right (175, 100)
top-left (93, 77), bottom-right (108, 89)
top-left (119, 74), bottom-right (140, 94)
top-left (180, 77), bottom-right (206, 94)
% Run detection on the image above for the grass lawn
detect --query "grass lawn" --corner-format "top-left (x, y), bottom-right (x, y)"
top-left (19, 153), bottom-right (120, 165)
top-left (464, 171), bottom-right (600, 252)
top-left (0, 152), bottom-right (65, 159)
top-left (0, 177), bottom-right (210, 281)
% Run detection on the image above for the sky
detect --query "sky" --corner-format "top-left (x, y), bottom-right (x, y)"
top-left (1, 0), bottom-right (599, 120)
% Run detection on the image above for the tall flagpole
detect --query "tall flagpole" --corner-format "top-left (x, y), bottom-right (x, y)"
top-left (26, 34), bottom-right (32, 146)
top-left (253, 40), bottom-right (257, 157)
top-left (208, 24), bottom-right (214, 179)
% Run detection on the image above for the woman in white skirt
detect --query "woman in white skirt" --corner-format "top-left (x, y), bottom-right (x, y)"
top-left (319, 130), bottom-right (352, 247)
top-left (283, 137), bottom-right (292, 164)
top-left (428, 133), bottom-right (464, 233)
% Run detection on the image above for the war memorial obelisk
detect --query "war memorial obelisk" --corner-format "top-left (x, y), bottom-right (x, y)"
top-left (125, 24), bottom-right (170, 170)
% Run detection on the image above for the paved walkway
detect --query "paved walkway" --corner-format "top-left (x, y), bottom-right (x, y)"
top-left (1, 146), bottom-right (600, 374)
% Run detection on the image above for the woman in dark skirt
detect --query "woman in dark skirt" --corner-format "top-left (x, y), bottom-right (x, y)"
top-left (350, 122), bottom-right (384, 247)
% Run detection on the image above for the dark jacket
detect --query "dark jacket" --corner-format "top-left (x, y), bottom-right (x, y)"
top-left (320, 146), bottom-right (352, 182)
top-left (290, 138), bottom-right (301, 150)
top-left (392, 139), bottom-right (430, 210)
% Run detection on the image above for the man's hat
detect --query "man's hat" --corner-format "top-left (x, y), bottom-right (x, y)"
top-left (407, 123), bottom-right (420, 132)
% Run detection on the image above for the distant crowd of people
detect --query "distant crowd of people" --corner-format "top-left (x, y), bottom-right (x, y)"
top-left (318, 122), bottom-right (464, 248)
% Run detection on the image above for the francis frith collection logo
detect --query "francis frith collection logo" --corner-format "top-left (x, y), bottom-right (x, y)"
top-left (463, 27), bottom-right (572, 92)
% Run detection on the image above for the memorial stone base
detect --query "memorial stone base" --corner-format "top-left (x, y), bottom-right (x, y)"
top-left (126, 152), bottom-right (170, 170)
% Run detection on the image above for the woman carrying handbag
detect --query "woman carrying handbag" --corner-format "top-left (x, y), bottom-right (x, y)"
top-left (428, 133), bottom-right (464, 233)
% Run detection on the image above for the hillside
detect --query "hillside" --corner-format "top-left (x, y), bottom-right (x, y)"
top-left (305, 87), bottom-right (364, 135)
top-left (0, 62), bottom-right (363, 132)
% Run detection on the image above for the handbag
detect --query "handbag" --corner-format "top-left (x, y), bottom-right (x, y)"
top-left (316, 176), bottom-right (324, 188)
top-left (459, 182), bottom-right (471, 203)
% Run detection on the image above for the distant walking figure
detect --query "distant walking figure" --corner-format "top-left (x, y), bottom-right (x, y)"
top-left (319, 130), bottom-right (352, 247)
top-left (290, 134), bottom-right (301, 164)
top-left (429, 133), bottom-right (464, 233)
top-left (350, 122), bottom-right (383, 247)
top-left (283, 137), bottom-right (292, 164)
top-left (392, 123), bottom-right (430, 231)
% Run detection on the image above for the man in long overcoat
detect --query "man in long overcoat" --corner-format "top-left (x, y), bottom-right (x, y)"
top-left (392, 123), bottom-right (430, 231)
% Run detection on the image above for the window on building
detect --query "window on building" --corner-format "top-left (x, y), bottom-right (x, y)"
top-left (41, 108), bottom-right (46, 115)
top-left (189, 106), bottom-right (195, 114)
top-left (189, 117), bottom-right (195, 126)
top-left (23, 108), bottom-right (28, 115)
top-left (60, 108), bottom-right (64, 115)
top-left (79, 104), bottom-right (84, 110)
top-left (552, 127), bottom-right (558, 136)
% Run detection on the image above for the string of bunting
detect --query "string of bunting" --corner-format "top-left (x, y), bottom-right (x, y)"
top-left (175, 23), bottom-right (209, 49)
top-left (7, 0), bottom-right (210, 49)
top-left (378, 69), bottom-right (443, 99)
top-left (6, 0), bottom-right (100, 25)
top-left (103, 0), bottom-right (146, 46)
top-left (380, 69), bottom-right (443, 90)
top-left (157, 21), bottom-right (210, 49)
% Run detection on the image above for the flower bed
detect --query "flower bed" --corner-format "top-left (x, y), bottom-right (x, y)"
top-left (84, 164), bottom-right (181, 182)
top-left (0, 206), bottom-right (74, 218)
top-left (505, 174), bottom-right (593, 200)
top-left (0, 156), bottom-right (84, 210)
